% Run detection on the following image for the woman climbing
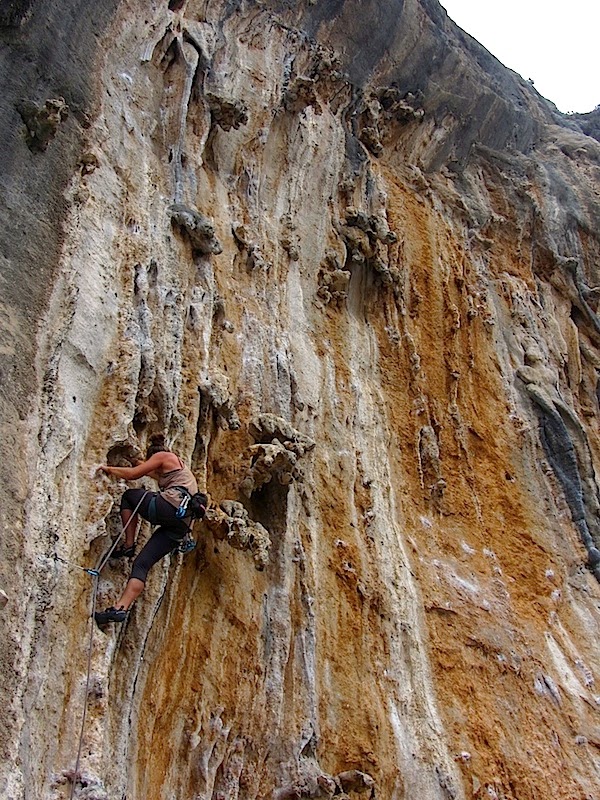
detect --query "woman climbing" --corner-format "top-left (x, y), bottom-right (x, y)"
top-left (95, 435), bottom-right (207, 624)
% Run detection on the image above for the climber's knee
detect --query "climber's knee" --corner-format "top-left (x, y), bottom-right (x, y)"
top-left (120, 487), bottom-right (147, 512)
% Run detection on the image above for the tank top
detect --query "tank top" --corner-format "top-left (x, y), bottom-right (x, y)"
top-left (158, 456), bottom-right (199, 509)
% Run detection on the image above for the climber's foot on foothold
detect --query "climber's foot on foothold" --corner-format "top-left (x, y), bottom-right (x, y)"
top-left (95, 606), bottom-right (127, 625)
top-left (110, 544), bottom-right (135, 559)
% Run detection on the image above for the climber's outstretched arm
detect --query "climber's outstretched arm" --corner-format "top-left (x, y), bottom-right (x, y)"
top-left (100, 452), bottom-right (168, 480)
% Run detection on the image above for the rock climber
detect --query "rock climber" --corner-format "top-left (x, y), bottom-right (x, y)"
top-left (94, 435), bottom-right (207, 624)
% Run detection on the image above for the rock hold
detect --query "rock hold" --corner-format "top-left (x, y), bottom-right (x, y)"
top-left (241, 415), bottom-right (315, 496)
top-left (587, 547), bottom-right (600, 568)
top-left (283, 76), bottom-right (321, 115)
top-left (418, 425), bottom-right (445, 505)
top-left (307, 44), bottom-right (343, 91)
top-left (316, 774), bottom-right (337, 796)
top-left (170, 204), bottom-right (223, 255)
top-left (274, 768), bottom-right (374, 799)
top-left (17, 97), bottom-right (68, 152)
top-left (204, 501), bottom-right (271, 570)
top-left (199, 374), bottom-right (241, 431)
top-left (206, 92), bottom-right (249, 131)
top-left (248, 414), bottom-right (316, 455)
top-left (355, 87), bottom-right (424, 157)
top-left (58, 770), bottom-right (109, 800)
top-left (376, 86), bottom-right (424, 123)
top-left (337, 769), bottom-right (375, 794)
top-left (78, 151), bottom-right (100, 175)
top-left (345, 207), bottom-right (397, 244)
top-left (317, 250), bottom-right (351, 305)
top-left (232, 222), bottom-right (270, 270)
top-left (338, 208), bottom-right (399, 287)
top-left (240, 439), bottom-right (300, 496)
top-left (280, 213), bottom-right (300, 261)
top-left (360, 125), bottom-right (383, 156)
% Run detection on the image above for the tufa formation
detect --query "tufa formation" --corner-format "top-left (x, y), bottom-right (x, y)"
top-left (1, 1), bottom-right (600, 799)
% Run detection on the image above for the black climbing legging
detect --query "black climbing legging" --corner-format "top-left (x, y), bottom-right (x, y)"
top-left (121, 488), bottom-right (189, 583)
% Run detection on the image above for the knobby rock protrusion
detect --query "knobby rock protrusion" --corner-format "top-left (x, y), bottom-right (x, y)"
top-left (274, 767), bottom-right (375, 799)
top-left (356, 87), bottom-right (425, 157)
top-left (317, 250), bottom-right (351, 305)
top-left (204, 500), bottom-right (271, 570)
top-left (170, 204), bottom-right (223, 255)
top-left (283, 76), bottom-right (321, 115)
top-left (17, 97), bottom-right (68, 152)
top-left (232, 222), bottom-right (270, 271)
top-left (240, 414), bottom-right (315, 496)
top-left (418, 425), bottom-right (446, 507)
top-left (199, 373), bottom-right (241, 431)
top-left (337, 207), bottom-right (399, 287)
top-left (206, 92), bottom-right (248, 131)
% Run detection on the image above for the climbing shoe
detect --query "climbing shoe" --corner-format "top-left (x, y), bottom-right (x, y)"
top-left (110, 544), bottom-right (135, 559)
top-left (178, 533), bottom-right (196, 554)
top-left (95, 606), bottom-right (127, 624)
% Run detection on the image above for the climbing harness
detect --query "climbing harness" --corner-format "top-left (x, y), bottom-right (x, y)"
top-left (175, 487), bottom-right (190, 519)
top-left (173, 487), bottom-right (208, 551)
top-left (173, 486), bottom-right (207, 520)
top-left (67, 489), bottom-right (148, 800)
top-left (146, 486), bottom-right (206, 524)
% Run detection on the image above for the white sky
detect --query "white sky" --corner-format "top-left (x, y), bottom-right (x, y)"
top-left (440, 1), bottom-right (599, 114)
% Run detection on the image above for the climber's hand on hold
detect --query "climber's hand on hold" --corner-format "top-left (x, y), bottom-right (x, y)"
top-left (96, 453), bottom-right (166, 481)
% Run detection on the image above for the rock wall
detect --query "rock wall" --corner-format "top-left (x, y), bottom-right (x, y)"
top-left (1, 1), bottom-right (600, 799)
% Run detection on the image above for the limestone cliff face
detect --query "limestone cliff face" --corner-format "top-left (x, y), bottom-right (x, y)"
top-left (1, 1), bottom-right (600, 799)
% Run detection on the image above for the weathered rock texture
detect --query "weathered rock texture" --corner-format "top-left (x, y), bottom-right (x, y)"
top-left (1, 1), bottom-right (600, 799)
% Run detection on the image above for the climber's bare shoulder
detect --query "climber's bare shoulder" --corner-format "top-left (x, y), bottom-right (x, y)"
top-left (157, 451), bottom-right (183, 473)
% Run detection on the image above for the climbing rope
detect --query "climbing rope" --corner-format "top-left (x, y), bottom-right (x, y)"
top-left (68, 490), bottom-right (149, 800)
top-left (70, 574), bottom-right (99, 800)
